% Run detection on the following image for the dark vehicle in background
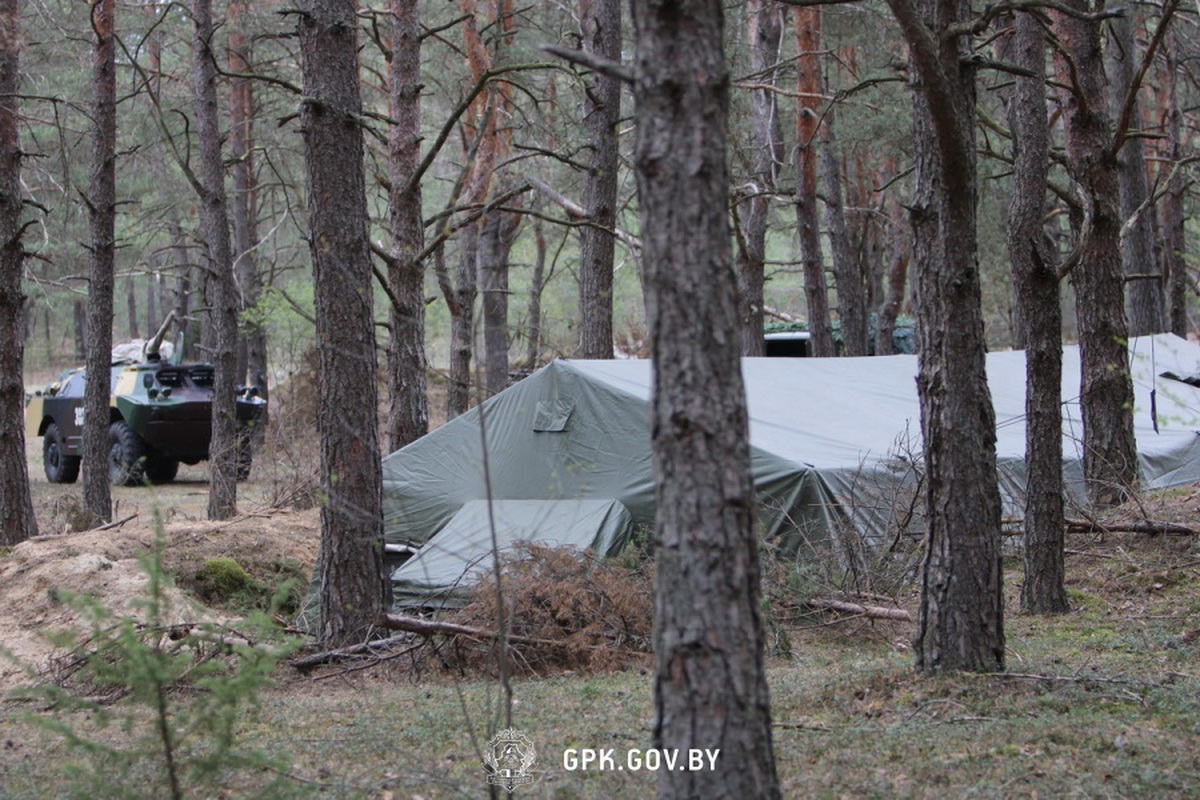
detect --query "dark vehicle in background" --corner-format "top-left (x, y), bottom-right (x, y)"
top-left (25, 317), bottom-right (267, 486)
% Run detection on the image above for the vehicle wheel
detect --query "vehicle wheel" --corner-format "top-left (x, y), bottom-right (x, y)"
top-left (144, 454), bottom-right (180, 485)
top-left (109, 421), bottom-right (148, 486)
top-left (43, 423), bottom-right (81, 484)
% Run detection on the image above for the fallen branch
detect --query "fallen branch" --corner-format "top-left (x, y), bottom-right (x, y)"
top-left (804, 598), bottom-right (912, 622)
top-left (1065, 518), bottom-right (1200, 537)
top-left (312, 644), bottom-right (424, 682)
top-left (95, 513), bottom-right (138, 532)
top-left (971, 671), bottom-right (1160, 688)
top-left (380, 613), bottom-right (563, 648)
top-left (763, 304), bottom-right (803, 324)
top-left (290, 633), bottom-right (416, 670)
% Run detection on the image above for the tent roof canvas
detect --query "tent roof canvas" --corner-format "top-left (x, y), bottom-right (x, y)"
top-left (383, 334), bottom-right (1200, 602)
top-left (391, 498), bottom-right (633, 609)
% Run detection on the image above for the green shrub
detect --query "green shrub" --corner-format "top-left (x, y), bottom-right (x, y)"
top-left (195, 557), bottom-right (255, 601)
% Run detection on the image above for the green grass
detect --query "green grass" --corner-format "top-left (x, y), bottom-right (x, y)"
top-left (2, 535), bottom-right (1198, 798)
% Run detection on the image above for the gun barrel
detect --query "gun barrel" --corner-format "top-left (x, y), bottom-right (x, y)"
top-left (144, 310), bottom-right (177, 360)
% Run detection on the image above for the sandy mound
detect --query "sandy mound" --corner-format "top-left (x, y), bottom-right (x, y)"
top-left (0, 509), bottom-right (320, 691)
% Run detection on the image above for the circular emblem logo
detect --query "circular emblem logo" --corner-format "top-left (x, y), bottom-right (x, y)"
top-left (483, 727), bottom-right (536, 793)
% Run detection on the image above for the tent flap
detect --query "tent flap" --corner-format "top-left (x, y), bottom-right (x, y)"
top-left (391, 498), bottom-right (634, 609)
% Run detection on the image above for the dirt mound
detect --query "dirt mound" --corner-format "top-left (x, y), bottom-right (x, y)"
top-left (0, 509), bottom-right (319, 691)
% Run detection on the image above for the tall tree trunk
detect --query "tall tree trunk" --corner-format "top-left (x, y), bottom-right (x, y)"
top-left (820, 114), bottom-right (867, 356)
top-left (169, 222), bottom-right (195, 360)
top-left (228, 0), bottom-right (267, 397)
top-left (193, 0), bottom-right (239, 521)
top-left (875, 199), bottom-right (909, 355)
top-left (577, 0), bottom-right (621, 359)
top-left (299, 0), bottom-right (386, 647)
top-left (794, 8), bottom-right (833, 356)
top-left (736, 0), bottom-right (784, 357)
top-left (885, 0), bottom-right (1005, 673)
top-left (1055, 1), bottom-right (1139, 507)
top-left (385, 0), bottom-right (427, 450)
top-left (1162, 30), bottom-right (1188, 337)
top-left (524, 215), bottom-right (547, 367)
top-left (447, 226), bottom-right (477, 419)
top-left (0, 0), bottom-right (38, 545)
top-left (127, 278), bottom-right (138, 339)
top-left (1106, 13), bottom-right (1164, 335)
top-left (442, 0), bottom-right (502, 419)
top-left (73, 299), bottom-right (86, 361)
top-left (1005, 11), bottom-right (1068, 614)
top-left (478, 202), bottom-right (520, 396)
top-left (83, 0), bottom-right (116, 525)
top-left (146, 263), bottom-right (158, 335)
top-left (630, 0), bottom-right (781, 796)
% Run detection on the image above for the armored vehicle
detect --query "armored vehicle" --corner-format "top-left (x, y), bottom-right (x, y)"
top-left (25, 315), bottom-right (267, 486)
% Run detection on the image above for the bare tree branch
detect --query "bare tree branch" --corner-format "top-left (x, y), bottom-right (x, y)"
top-left (540, 44), bottom-right (633, 84)
top-left (1108, 0), bottom-right (1181, 159)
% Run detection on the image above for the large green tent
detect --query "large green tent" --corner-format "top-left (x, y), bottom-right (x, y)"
top-left (383, 334), bottom-right (1200, 607)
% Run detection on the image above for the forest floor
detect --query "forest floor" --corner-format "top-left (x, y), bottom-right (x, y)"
top-left (2, 396), bottom-right (1199, 797)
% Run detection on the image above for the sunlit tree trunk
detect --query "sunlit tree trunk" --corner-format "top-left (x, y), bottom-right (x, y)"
top-left (1106, 12), bottom-right (1164, 335)
top-left (0, 0), bottom-right (38, 545)
top-left (229, 0), bottom-right (268, 397)
top-left (1161, 30), bottom-right (1188, 338)
top-left (794, 7), bottom-right (833, 356)
top-left (630, 0), bottom-right (782, 795)
top-left (875, 199), bottom-right (909, 355)
top-left (447, 228), bottom-right (477, 419)
top-left (478, 193), bottom-right (521, 395)
top-left (193, 0), bottom-right (239, 520)
top-left (1004, 11), bottom-right (1068, 614)
top-left (577, 0), bottom-right (621, 359)
top-left (299, 0), bottom-right (386, 647)
top-left (1055, 1), bottom-right (1139, 507)
top-left (885, 0), bottom-right (1005, 672)
top-left (524, 214), bottom-right (547, 367)
top-left (127, 279), bottom-right (138, 339)
top-left (385, 0), bottom-right (428, 450)
top-left (821, 113), bottom-right (867, 356)
top-left (736, 0), bottom-right (783, 357)
top-left (82, 0), bottom-right (116, 525)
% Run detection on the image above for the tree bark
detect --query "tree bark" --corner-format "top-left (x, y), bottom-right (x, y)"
top-left (577, 0), bottom-right (621, 359)
top-left (1054, 1), bottom-right (1139, 507)
top-left (0, 0), bottom-right (38, 545)
top-left (1161, 31), bottom-right (1187, 338)
top-left (73, 299), bottom-right (86, 362)
top-left (193, 0), bottom-right (239, 521)
top-left (228, 0), bottom-right (268, 397)
top-left (298, 0), bottom-right (386, 647)
top-left (794, 8), bottom-right (833, 357)
top-left (447, 226), bottom-right (477, 420)
top-left (1105, 13), bottom-right (1164, 335)
top-left (885, 0), bottom-right (1005, 673)
top-left (820, 114), bottom-right (867, 356)
top-left (735, 0), bottom-right (784, 357)
top-left (442, 0), bottom-right (502, 419)
top-left (83, 0), bottom-right (116, 524)
top-left (875, 200), bottom-right (909, 355)
top-left (385, 0), bottom-right (428, 451)
top-left (146, 266), bottom-right (158, 337)
top-left (524, 215), bottom-right (547, 367)
top-left (478, 198), bottom-right (521, 396)
top-left (630, 0), bottom-right (782, 796)
top-left (1004, 11), bottom-right (1068, 614)
top-left (171, 226), bottom-right (194, 360)
top-left (126, 278), bottom-right (138, 340)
